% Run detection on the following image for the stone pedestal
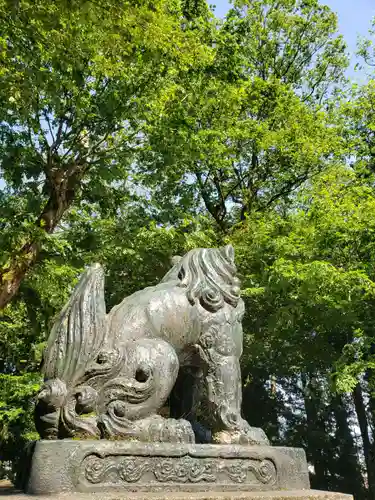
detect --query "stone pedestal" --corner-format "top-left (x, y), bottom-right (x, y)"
top-left (0, 485), bottom-right (354, 500)
top-left (23, 441), bottom-right (311, 495)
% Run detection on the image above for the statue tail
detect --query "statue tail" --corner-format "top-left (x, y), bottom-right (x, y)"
top-left (35, 264), bottom-right (107, 439)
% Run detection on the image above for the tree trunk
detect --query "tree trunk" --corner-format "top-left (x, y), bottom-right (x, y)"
top-left (302, 373), bottom-right (329, 490)
top-left (0, 174), bottom-right (77, 310)
top-left (364, 368), bottom-right (375, 500)
top-left (352, 383), bottom-right (375, 500)
top-left (332, 393), bottom-right (365, 497)
top-left (241, 372), bottom-right (280, 441)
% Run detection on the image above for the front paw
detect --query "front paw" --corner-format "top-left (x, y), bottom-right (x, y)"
top-left (212, 426), bottom-right (269, 446)
top-left (158, 418), bottom-right (195, 444)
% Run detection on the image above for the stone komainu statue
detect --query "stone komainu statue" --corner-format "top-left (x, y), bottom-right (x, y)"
top-left (35, 245), bottom-right (269, 446)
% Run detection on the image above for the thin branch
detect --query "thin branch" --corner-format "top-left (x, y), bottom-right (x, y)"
top-left (43, 112), bottom-right (55, 145)
top-left (302, 62), bottom-right (330, 103)
top-left (52, 118), bottom-right (65, 153)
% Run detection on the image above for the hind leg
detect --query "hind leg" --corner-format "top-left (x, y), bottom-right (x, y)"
top-left (98, 338), bottom-right (195, 443)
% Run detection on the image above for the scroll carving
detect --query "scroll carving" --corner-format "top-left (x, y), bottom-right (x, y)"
top-left (81, 454), bottom-right (277, 486)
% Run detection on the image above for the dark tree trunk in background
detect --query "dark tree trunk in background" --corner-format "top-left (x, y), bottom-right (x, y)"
top-left (352, 383), bottom-right (375, 500)
top-left (241, 368), bottom-right (280, 443)
top-left (332, 393), bottom-right (365, 498)
top-left (302, 374), bottom-right (330, 490)
top-left (361, 370), bottom-right (375, 500)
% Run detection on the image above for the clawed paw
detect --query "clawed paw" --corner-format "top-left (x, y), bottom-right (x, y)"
top-left (212, 426), bottom-right (269, 446)
top-left (157, 417), bottom-right (195, 444)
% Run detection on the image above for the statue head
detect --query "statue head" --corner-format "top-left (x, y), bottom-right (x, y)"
top-left (172, 244), bottom-right (241, 313)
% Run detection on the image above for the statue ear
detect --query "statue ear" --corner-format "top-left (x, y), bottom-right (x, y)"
top-left (171, 255), bottom-right (182, 266)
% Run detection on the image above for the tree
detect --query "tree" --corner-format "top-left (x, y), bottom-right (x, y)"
top-left (0, 0), bottom-right (212, 309)
top-left (136, 0), bottom-right (347, 230)
top-left (337, 23), bottom-right (375, 497)
top-left (221, 0), bottom-right (348, 103)
top-left (230, 166), bottom-right (375, 497)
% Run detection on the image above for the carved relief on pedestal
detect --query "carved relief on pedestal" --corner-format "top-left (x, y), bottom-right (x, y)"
top-left (81, 454), bottom-right (277, 487)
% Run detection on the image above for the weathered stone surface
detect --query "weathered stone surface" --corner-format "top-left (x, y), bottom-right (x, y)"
top-left (35, 246), bottom-right (269, 446)
top-left (0, 482), bottom-right (353, 500)
top-left (24, 441), bottom-right (309, 496)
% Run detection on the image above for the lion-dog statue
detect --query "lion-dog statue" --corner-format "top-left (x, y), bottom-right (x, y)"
top-left (35, 245), bottom-right (269, 446)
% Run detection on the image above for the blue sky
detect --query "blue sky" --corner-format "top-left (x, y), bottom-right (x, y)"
top-left (213, 0), bottom-right (375, 79)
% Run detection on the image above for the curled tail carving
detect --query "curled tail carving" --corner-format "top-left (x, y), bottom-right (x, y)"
top-left (36, 264), bottom-right (108, 439)
top-left (43, 263), bottom-right (107, 382)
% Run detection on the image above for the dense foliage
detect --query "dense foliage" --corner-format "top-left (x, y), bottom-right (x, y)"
top-left (1, 1), bottom-right (375, 499)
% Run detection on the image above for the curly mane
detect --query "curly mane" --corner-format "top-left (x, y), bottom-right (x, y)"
top-left (170, 245), bottom-right (241, 312)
